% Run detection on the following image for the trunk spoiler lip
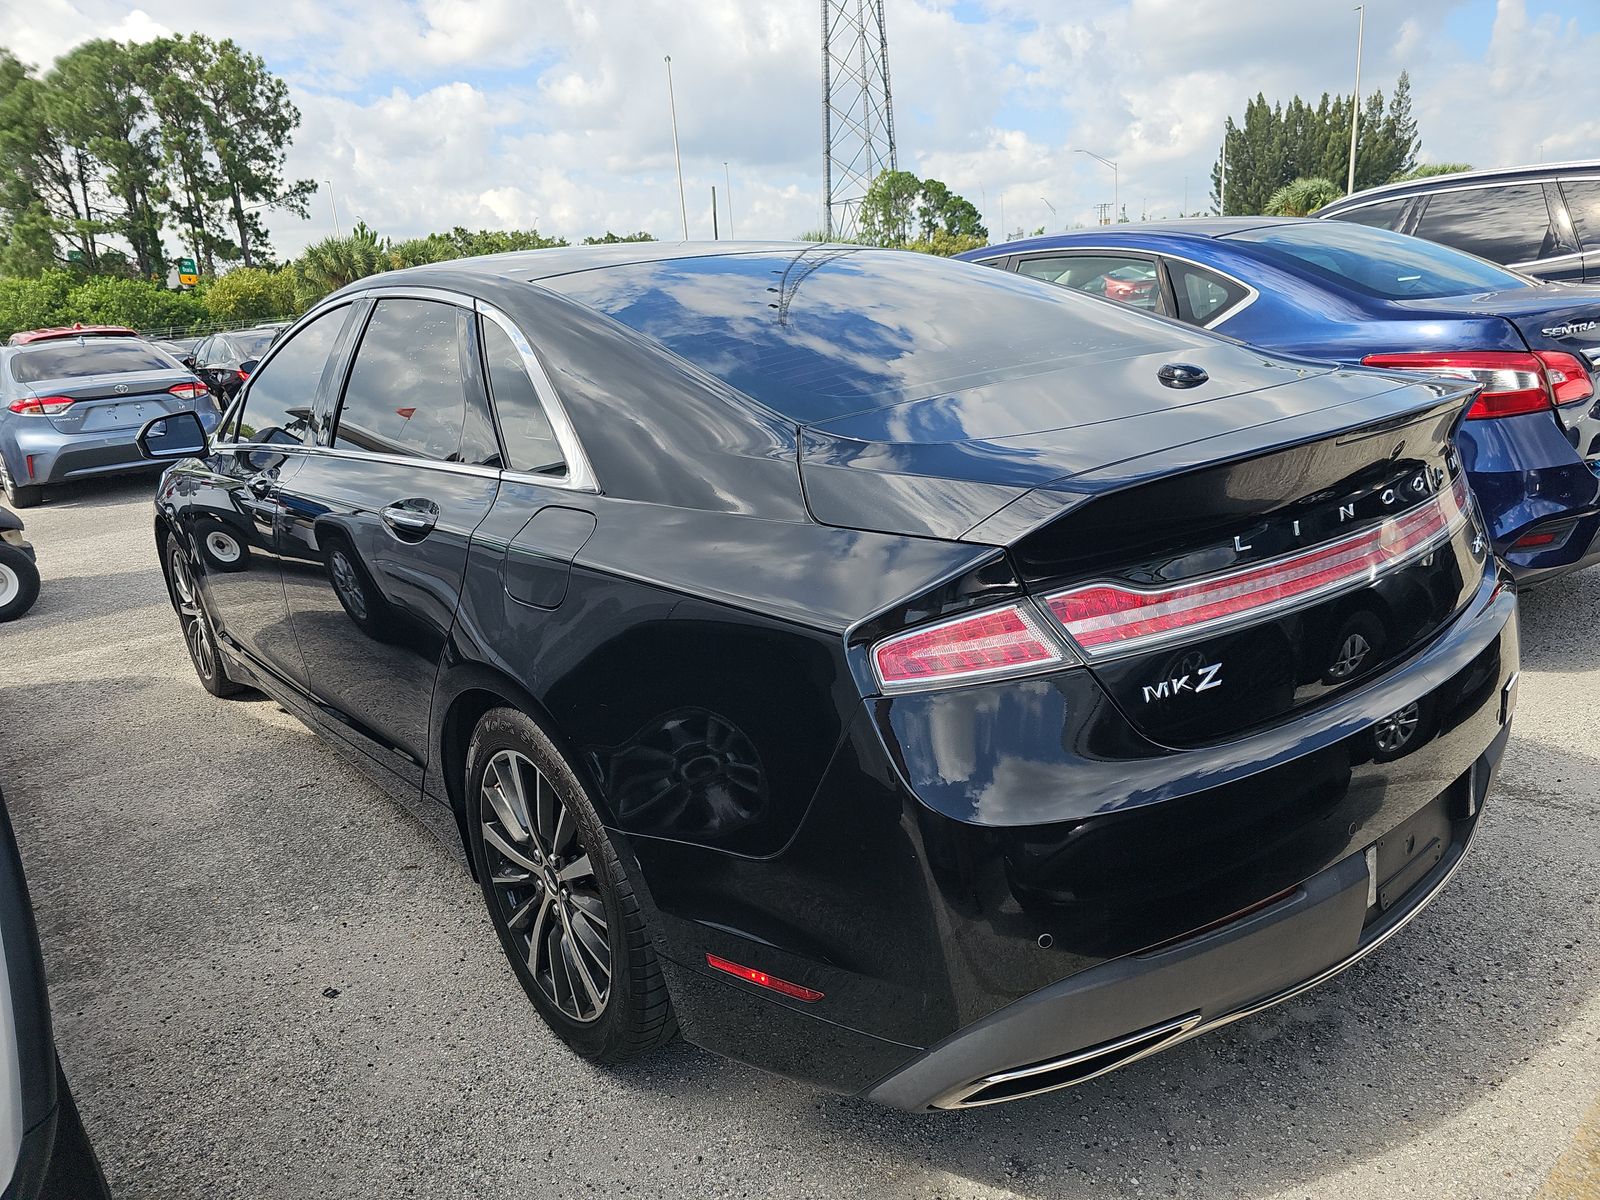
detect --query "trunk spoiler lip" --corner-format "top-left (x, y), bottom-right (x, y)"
top-left (958, 378), bottom-right (1479, 545)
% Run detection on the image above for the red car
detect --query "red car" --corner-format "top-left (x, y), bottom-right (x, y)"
top-left (6, 324), bottom-right (137, 347)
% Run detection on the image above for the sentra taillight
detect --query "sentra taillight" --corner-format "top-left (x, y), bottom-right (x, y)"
top-left (7, 394), bottom-right (75, 415)
top-left (872, 602), bottom-right (1068, 693)
top-left (1046, 476), bottom-right (1470, 659)
top-left (1361, 350), bottom-right (1593, 419)
top-left (168, 381), bottom-right (208, 401)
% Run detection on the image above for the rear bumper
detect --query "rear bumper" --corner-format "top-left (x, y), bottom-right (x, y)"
top-left (864, 733), bottom-right (1502, 1109)
top-left (4, 405), bottom-right (218, 490)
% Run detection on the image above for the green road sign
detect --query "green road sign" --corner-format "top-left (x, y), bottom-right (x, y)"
top-left (66, 249), bottom-right (84, 263)
top-left (178, 256), bottom-right (197, 275)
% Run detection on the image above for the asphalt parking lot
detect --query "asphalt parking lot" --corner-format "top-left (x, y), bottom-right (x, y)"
top-left (1, 473), bottom-right (1596, 1200)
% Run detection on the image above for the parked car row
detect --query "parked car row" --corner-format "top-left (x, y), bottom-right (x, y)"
top-left (134, 236), bottom-right (1517, 1111)
top-left (0, 323), bottom-right (286, 509)
top-left (960, 216), bottom-right (1600, 585)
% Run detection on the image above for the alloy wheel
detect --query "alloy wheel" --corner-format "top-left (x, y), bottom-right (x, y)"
top-left (1328, 632), bottom-right (1372, 680)
top-left (0, 562), bottom-right (17, 610)
top-left (329, 549), bottom-right (368, 620)
top-left (1373, 702), bottom-right (1420, 754)
top-left (169, 544), bottom-right (217, 681)
top-left (479, 749), bottom-right (611, 1023)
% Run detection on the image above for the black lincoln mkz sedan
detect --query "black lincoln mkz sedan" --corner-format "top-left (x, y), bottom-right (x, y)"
top-left (140, 243), bottom-right (1518, 1110)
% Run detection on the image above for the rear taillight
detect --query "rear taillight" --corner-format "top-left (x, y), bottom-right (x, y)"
top-left (1046, 476), bottom-right (1470, 659)
top-left (7, 395), bottom-right (74, 415)
top-left (872, 602), bottom-right (1068, 693)
top-left (236, 369), bottom-right (250, 382)
top-left (1361, 350), bottom-right (1594, 419)
top-left (168, 381), bottom-right (208, 401)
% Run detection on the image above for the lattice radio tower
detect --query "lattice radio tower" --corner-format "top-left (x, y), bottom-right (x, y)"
top-left (822, 0), bottom-right (897, 241)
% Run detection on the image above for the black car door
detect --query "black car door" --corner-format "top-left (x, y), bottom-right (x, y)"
top-left (275, 294), bottom-right (502, 785)
top-left (1556, 177), bottom-right (1600, 283)
top-left (1410, 182), bottom-right (1584, 281)
top-left (181, 303), bottom-right (357, 689)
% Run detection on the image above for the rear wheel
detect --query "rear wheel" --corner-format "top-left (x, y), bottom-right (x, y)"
top-left (0, 544), bottom-right (40, 621)
top-left (164, 533), bottom-right (243, 698)
top-left (0, 459), bottom-right (41, 509)
top-left (465, 707), bottom-right (675, 1063)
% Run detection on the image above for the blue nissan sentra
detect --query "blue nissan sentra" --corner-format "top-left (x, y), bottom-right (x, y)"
top-left (959, 219), bottom-right (1600, 584)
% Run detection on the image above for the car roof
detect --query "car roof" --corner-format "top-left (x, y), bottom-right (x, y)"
top-left (1322, 159), bottom-right (1600, 212)
top-left (329, 241), bottom-right (825, 295)
top-left (964, 219), bottom-right (1304, 258)
top-left (8, 324), bottom-right (137, 345)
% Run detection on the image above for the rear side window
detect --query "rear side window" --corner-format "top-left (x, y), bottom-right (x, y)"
top-left (237, 306), bottom-right (349, 445)
top-left (1167, 262), bottom-right (1249, 324)
top-left (1015, 253), bottom-right (1165, 314)
top-left (1560, 179), bottom-right (1600, 250)
top-left (334, 299), bottom-right (473, 461)
top-left (1412, 184), bottom-right (1557, 264)
top-left (481, 318), bottom-right (564, 476)
top-left (1223, 221), bottom-right (1529, 300)
top-left (1325, 198), bottom-right (1409, 231)
top-left (9, 340), bottom-right (175, 384)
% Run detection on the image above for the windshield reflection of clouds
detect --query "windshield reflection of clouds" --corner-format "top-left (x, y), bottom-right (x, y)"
top-left (543, 247), bottom-right (1210, 426)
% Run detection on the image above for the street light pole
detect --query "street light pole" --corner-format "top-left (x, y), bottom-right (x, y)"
top-left (665, 56), bottom-right (689, 240)
top-left (323, 179), bottom-right (342, 239)
top-left (1074, 149), bottom-right (1119, 222)
top-left (724, 161), bottom-right (734, 239)
top-left (1040, 196), bottom-right (1057, 228)
top-left (1346, 5), bottom-right (1364, 195)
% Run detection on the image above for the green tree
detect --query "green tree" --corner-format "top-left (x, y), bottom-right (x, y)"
top-left (1210, 74), bottom-right (1420, 213)
top-left (64, 275), bottom-right (205, 330)
top-left (291, 221), bottom-right (393, 308)
top-left (204, 265), bottom-right (291, 323)
top-left (582, 231), bottom-right (657, 244)
top-left (0, 270), bottom-right (72, 338)
top-left (1264, 177), bottom-right (1344, 216)
top-left (1396, 162), bottom-right (1471, 181)
top-left (857, 169), bottom-right (922, 246)
top-left (915, 179), bottom-right (987, 240)
top-left (905, 230), bottom-right (988, 257)
top-left (44, 41), bottom-right (166, 279)
top-left (176, 35), bottom-right (313, 267)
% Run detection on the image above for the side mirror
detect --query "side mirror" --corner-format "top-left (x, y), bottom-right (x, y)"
top-left (181, 355), bottom-right (197, 370)
top-left (238, 359), bottom-right (260, 377)
top-left (137, 409), bottom-right (209, 460)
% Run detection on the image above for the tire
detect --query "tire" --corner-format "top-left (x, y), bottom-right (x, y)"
top-left (322, 534), bottom-right (391, 637)
top-left (0, 544), bottom-right (39, 621)
top-left (466, 707), bottom-right (676, 1063)
top-left (0, 459), bottom-right (41, 509)
top-left (194, 516), bottom-right (250, 573)
top-left (163, 533), bottom-right (244, 698)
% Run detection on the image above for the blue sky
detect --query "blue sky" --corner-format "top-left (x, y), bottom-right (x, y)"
top-left (6, 0), bottom-right (1599, 255)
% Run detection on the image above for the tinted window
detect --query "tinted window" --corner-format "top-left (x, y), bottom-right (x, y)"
top-left (234, 331), bottom-right (277, 361)
top-left (1015, 253), bottom-right (1164, 313)
top-left (542, 248), bottom-right (1207, 424)
top-left (1560, 179), bottom-right (1600, 250)
top-left (1168, 262), bottom-right (1249, 324)
top-left (334, 299), bottom-right (470, 460)
top-left (9, 340), bottom-right (176, 384)
top-left (1412, 184), bottom-right (1557, 264)
top-left (482, 318), bottom-right (564, 475)
top-left (1327, 198), bottom-right (1409, 230)
top-left (237, 307), bottom-right (348, 445)
top-left (1223, 221), bottom-right (1529, 299)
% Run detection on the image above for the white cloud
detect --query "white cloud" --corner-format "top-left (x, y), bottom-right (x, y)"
top-left (1, 0), bottom-right (1596, 255)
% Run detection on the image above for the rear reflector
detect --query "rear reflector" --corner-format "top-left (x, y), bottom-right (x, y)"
top-left (7, 394), bottom-right (75, 415)
top-left (1047, 475), bottom-right (1470, 659)
top-left (168, 381), bottom-right (208, 401)
top-left (872, 603), bottom-right (1067, 693)
top-left (1513, 531), bottom-right (1559, 549)
top-left (704, 953), bottom-right (824, 1001)
top-left (1360, 350), bottom-right (1593, 419)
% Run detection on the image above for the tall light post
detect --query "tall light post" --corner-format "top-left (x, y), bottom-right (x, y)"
top-left (724, 160), bottom-right (734, 239)
top-left (1346, 5), bottom-right (1365, 195)
top-left (323, 179), bottom-right (342, 239)
top-left (1075, 149), bottom-right (1119, 222)
top-left (664, 56), bottom-right (689, 240)
top-left (1040, 196), bottom-right (1057, 228)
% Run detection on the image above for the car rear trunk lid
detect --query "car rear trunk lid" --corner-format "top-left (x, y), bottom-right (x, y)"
top-left (24, 371), bottom-right (193, 434)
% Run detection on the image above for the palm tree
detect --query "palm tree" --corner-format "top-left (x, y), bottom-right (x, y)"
top-left (291, 221), bottom-right (392, 307)
top-left (1264, 177), bottom-right (1345, 218)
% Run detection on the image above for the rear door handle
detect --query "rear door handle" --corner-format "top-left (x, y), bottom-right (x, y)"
top-left (381, 502), bottom-right (438, 538)
top-left (246, 471), bottom-right (276, 499)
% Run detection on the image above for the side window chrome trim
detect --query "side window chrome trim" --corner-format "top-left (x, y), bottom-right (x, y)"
top-left (474, 299), bottom-right (598, 494)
